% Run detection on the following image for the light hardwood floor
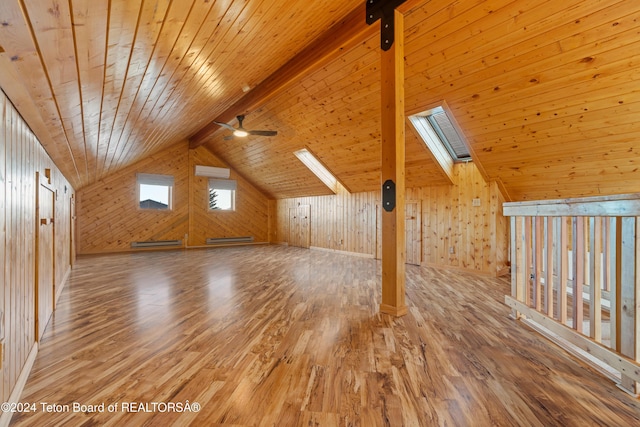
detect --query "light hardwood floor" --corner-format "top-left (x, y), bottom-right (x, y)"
top-left (10, 246), bottom-right (640, 426)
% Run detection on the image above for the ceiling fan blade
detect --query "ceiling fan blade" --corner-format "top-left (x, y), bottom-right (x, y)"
top-left (213, 121), bottom-right (237, 132)
top-left (223, 135), bottom-right (235, 140)
top-left (248, 130), bottom-right (278, 136)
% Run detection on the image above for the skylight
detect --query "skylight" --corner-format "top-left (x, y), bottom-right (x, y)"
top-left (409, 106), bottom-right (471, 162)
top-left (294, 148), bottom-right (338, 194)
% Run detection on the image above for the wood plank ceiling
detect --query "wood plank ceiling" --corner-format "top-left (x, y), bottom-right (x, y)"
top-left (1, 0), bottom-right (639, 201)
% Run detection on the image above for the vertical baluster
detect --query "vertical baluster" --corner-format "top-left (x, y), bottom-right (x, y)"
top-left (610, 217), bottom-right (617, 350)
top-left (619, 217), bottom-right (636, 393)
top-left (554, 217), bottom-right (561, 320)
top-left (510, 216), bottom-right (517, 318)
top-left (574, 217), bottom-right (584, 333)
top-left (635, 217), bottom-right (640, 391)
top-left (603, 217), bottom-right (609, 293)
top-left (590, 217), bottom-right (602, 342)
top-left (535, 217), bottom-right (544, 311)
top-left (515, 216), bottom-right (527, 318)
top-left (545, 216), bottom-right (554, 317)
top-left (559, 217), bottom-right (568, 324)
top-left (585, 217), bottom-right (591, 287)
top-left (525, 217), bottom-right (532, 307)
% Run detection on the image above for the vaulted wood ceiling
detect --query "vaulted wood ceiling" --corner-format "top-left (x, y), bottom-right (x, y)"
top-left (1, 0), bottom-right (639, 201)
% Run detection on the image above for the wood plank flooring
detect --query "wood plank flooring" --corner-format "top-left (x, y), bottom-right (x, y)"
top-left (10, 246), bottom-right (640, 426)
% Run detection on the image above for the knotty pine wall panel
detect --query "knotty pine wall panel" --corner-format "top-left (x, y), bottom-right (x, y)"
top-left (0, 91), bottom-right (75, 407)
top-left (275, 187), bottom-right (377, 256)
top-left (275, 162), bottom-right (508, 276)
top-left (421, 162), bottom-right (505, 274)
top-left (77, 142), bottom-right (190, 254)
top-left (76, 142), bottom-right (270, 253)
top-left (188, 147), bottom-right (269, 246)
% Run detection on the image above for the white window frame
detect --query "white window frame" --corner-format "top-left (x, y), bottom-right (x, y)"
top-left (137, 173), bottom-right (174, 210)
top-left (209, 179), bottom-right (237, 211)
top-left (294, 148), bottom-right (339, 194)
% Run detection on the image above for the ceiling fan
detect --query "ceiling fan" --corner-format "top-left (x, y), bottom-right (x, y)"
top-left (214, 115), bottom-right (278, 139)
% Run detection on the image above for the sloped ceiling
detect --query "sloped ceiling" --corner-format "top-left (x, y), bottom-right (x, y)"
top-left (1, 0), bottom-right (640, 201)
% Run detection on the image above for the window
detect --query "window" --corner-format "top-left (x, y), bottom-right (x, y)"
top-left (137, 173), bottom-right (174, 210)
top-left (209, 179), bottom-right (236, 211)
top-left (409, 105), bottom-right (471, 162)
top-left (294, 148), bottom-right (339, 194)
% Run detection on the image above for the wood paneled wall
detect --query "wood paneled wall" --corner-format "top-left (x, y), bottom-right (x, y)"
top-left (275, 188), bottom-right (378, 255)
top-left (188, 147), bottom-right (269, 246)
top-left (276, 162), bottom-right (508, 276)
top-left (76, 142), bottom-right (270, 254)
top-left (417, 163), bottom-right (508, 274)
top-left (77, 143), bottom-right (190, 254)
top-left (0, 91), bottom-right (75, 408)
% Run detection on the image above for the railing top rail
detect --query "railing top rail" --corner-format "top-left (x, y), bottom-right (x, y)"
top-left (503, 193), bottom-right (640, 217)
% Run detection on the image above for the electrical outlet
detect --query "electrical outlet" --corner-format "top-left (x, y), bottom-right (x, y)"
top-left (472, 198), bottom-right (481, 207)
top-left (449, 246), bottom-right (455, 254)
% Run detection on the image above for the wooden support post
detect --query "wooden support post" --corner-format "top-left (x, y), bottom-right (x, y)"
top-left (379, 8), bottom-right (407, 317)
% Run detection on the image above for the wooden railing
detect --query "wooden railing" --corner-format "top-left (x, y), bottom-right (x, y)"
top-left (503, 194), bottom-right (640, 395)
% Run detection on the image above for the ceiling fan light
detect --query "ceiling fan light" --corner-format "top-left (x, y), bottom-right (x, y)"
top-left (233, 129), bottom-right (249, 137)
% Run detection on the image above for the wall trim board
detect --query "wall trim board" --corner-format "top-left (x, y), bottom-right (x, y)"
top-left (421, 261), bottom-right (508, 278)
top-left (310, 246), bottom-right (375, 259)
top-left (77, 242), bottom-right (271, 256)
top-left (496, 266), bottom-right (510, 277)
top-left (78, 246), bottom-right (188, 256)
top-left (0, 343), bottom-right (38, 427)
top-left (55, 266), bottom-right (72, 306)
top-left (185, 242), bottom-right (269, 249)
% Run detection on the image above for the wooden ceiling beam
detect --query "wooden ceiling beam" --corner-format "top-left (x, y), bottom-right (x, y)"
top-left (188, 3), bottom-right (379, 149)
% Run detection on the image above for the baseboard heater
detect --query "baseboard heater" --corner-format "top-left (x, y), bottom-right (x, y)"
top-left (131, 239), bottom-right (182, 248)
top-left (206, 236), bottom-right (254, 245)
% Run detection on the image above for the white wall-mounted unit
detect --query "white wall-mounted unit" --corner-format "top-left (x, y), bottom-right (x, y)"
top-left (195, 165), bottom-right (230, 178)
top-left (131, 240), bottom-right (182, 248)
top-left (206, 236), bottom-right (254, 244)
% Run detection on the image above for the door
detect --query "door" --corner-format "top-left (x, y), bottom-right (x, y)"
top-left (375, 201), bottom-right (421, 265)
top-left (36, 172), bottom-right (55, 341)
top-left (405, 201), bottom-right (421, 265)
top-left (70, 195), bottom-right (76, 267)
top-left (376, 204), bottom-right (382, 259)
top-left (289, 205), bottom-right (310, 248)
